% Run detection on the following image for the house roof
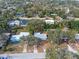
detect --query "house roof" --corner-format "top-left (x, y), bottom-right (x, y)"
top-left (20, 32), bottom-right (30, 37)
top-left (8, 19), bottom-right (28, 27)
top-left (34, 32), bottom-right (47, 40)
top-left (10, 35), bottom-right (21, 42)
top-left (45, 20), bottom-right (54, 24)
top-left (10, 32), bottom-right (30, 42)
top-left (8, 20), bottom-right (20, 26)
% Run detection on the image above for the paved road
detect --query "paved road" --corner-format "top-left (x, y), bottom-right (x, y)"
top-left (0, 53), bottom-right (46, 59)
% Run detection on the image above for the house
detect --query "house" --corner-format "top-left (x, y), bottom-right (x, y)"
top-left (10, 32), bottom-right (30, 43)
top-left (8, 19), bottom-right (29, 27)
top-left (34, 32), bottom-right (47, 40)
top-left (7, 20), bottom-right (20, 27)
top-left (10, 35), bottom-right (21, 43)
top-left (45, 20), bottom-right (54, 25)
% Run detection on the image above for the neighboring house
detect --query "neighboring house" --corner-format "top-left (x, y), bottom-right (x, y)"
top-left (7, 20), bottom-right (20, 27)
top-left (45, 20), bottom-right (54, 25)
top-left (10, 32), bottom-right (30, 43)
top-left (34, 32), bottom-right (47, 40)
top-left (8, 19), bottom-right (29, 27)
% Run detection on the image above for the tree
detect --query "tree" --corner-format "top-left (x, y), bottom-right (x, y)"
top-left (47, 29), bottom-right (77, 44)
top-left (68, 21), bottom-right (79, 30)
top-left (46, 45), bottom-right (79, 59)
top-left (47, 29), bottom-right (63, 44)
top-left (27, 35), bottom-right (38, 46)
top-left (27, 20), bottom-right (45, 34)
top-left (46, 45), bottom-right (58, 59)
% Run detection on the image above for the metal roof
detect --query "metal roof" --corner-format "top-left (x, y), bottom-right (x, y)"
top-left (10, 32), bottom-right (30, 42)
top-left (34, 32), bottom-right (47, 40)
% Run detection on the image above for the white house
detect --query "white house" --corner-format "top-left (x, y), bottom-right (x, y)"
top-left (20, 32), bottom-right (30, 37)
top-left (8, 20), bottom-right (20, 26)
top-left (14, 20), bottom-right (20, 26)
top-left (45, 20), bottom-right (54, 25)
top-left (8, 19), bottom-right (29, 27)
top-left (34, 32), bottom-right (47, 40)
